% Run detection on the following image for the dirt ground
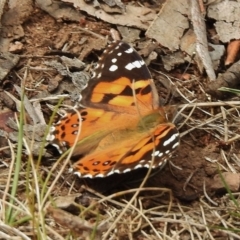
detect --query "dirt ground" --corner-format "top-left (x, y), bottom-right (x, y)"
top-left (1, 1), bottom-right (240, 239)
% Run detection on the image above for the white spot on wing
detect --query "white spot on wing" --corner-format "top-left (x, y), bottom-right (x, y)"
top-left (152, 150), bottom-right (160, 157)
top-left (158, 152), bottom-right (163, 157)
top-left (74, 171), bottom-right (81, 177)
top-left (46, 134), bottom-right (54, 141)
top-left (133, 60), bottom-right (143, 68)
top-left (163, 133), bottom-right (178, 146)
top-left (117, 52), bottom-right (122, 56)
top-left (134, 164), bottom-right (143, 169)
top-left (83, 174), bottom-right (93, 178)
top-left (95, 174), bottom-right (104, 178)
top-left (109, 65), bottom-right (118, 72)
top-left (125, 60), bottom-right (144, 70)
top-left (172, 142), bottom-right (179, 149)
top-left (92, 72), bottom-right (96, 78)
top-left (125, 63), bottom-right (134, 70)
top-left (50, 143), bottom-right (63, 154)
top-left (125, 47), bottom-right (134, 53)
top-left (112, 58), bottom-right (117, 63)
top-left (123, 168), bottom-right (131, 173)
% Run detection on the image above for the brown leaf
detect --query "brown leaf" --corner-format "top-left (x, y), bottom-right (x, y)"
top-left (225, 40), bottom-right (240, 66)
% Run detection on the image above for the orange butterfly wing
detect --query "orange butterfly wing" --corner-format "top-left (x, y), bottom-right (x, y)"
top-left (80, 41), bottom-right (160, 114)
top-left (47, 41), bottom-right (180, 178)
top-left (73, 123), bottom-right (179, 177)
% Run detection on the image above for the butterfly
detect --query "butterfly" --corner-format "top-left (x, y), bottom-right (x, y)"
top-left (47, 41), bottom-right (180, 178)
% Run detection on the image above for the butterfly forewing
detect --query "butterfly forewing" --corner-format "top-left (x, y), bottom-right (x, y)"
top-left (81, 41), bottom-right (158, 113)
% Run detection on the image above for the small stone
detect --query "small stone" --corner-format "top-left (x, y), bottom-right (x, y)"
top-left (9, 41), bottom-right (23, 53)
top-left (211, 172), bottom-right (240, 192)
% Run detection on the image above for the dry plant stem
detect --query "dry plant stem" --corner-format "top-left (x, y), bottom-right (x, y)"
top-left (191, 0), bottom-right (216, 80)
top-left (221, 228), bottom-right (240, 239)
top-left (0, 221), bottom-right (31, 240)
top-left (220, 106), bottom-right (228, 142)
top-left (177, 103), bottom-right (197, 130)
top-left (169, 160), bottom-right (182, 170)
top-left (82, 187), bottom-right (172, 217)
top-left (25, 141), bottom-right (46, 237)
top-left (177, 101), bottom-right (240, 109)
top-left (1, 191), bottom-right (31, 215)
top-left (14, 115), bottom-right (46, 237)
top-left (203, 180), bottom-right (218, 206)
top-left (191, 227), bottom-right (202, 240)
top-left (82, 186), bottom-right (131, 209)
top-left (177, 203), bottom-right (195, 239)
top-left (45, 225), bottom-right (65, 240)
top-left (199, 196), bottom-right (218, 210)
top-left (31, 95), bottom-right (70, 102)
top-left (133, 199), bottom-right (143, 232)
top-left (183, 170), bottom-right (197, 191)
top-left (180, 107), bottom-right (238, 138)
top-left (72, 27), bottom-right (106, 40)
top-left (200, 205), bottom-right (215, 240)
top-left (220, 150), bottom-right (237, 173)
top-left (232, 154), bottom-right (240, 167)
top-left (144, 206), bottom-right (182, 217)
top-left (2, 140), bottom-right (16, 222)
top-left (226, 134), bottom-right (240, 144)
top-left (100, 185), bottom-right (157, 237)
top-left (213, 211), bottom-right (230, 235)
top-left (120, 200), bottom-right (164, 239)
top-left (0, 230), bottom-right (11, 240)
top-left (148, 217), bottom-right (213, 231)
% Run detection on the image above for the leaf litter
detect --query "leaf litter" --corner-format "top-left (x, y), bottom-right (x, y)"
top-left (0, 0), bottom-right (240, 239)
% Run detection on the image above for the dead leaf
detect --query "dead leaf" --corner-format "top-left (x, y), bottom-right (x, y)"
top-left (36, 0), bottom-right (83, 22)
top-left (208, 43), bottom-right (225, 70)
top-left (146, 0), bottom-right (189, 51)
top-left (0, 52), bottom-right (20, 82)
top-left (62, 0), bottom-right (156, 30)
top-left (48, 206), bottom-right (109, 239)
top-left (207, 0), bottom-right (240, 43)
top-left (225, 40), bottom-right (240, 66)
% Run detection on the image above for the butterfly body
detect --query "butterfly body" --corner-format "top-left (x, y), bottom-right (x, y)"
top-left (47, 41), bottom-right (180, 178)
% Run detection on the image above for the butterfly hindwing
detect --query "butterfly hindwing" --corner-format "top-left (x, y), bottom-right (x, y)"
top-left (73, 122), bottom-right (179, 178)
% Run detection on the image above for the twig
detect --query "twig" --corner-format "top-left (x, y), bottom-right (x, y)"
top-left (191, 0), bottom-right (216, 80)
